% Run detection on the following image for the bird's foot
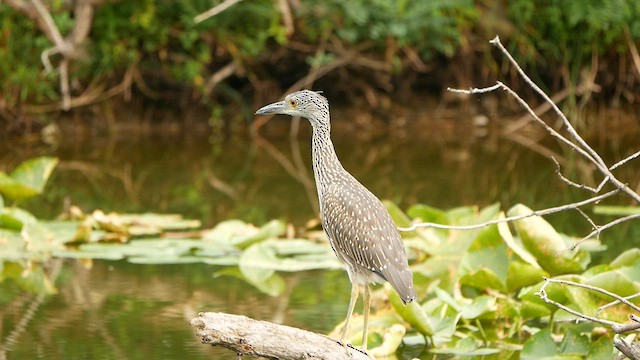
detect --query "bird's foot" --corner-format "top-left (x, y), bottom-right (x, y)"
top-left (336, 341), bottom-right (374, 359)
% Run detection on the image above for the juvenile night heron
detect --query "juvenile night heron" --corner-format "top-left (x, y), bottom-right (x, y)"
top-left (256, 90), bottom-right (416, 353)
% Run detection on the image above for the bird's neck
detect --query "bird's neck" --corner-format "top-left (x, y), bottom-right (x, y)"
top-left (311, 124), bottom-right (343, 196)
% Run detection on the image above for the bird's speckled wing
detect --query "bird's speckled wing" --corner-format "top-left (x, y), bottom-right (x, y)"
top-left (321, 181), bottom-right (416, 304)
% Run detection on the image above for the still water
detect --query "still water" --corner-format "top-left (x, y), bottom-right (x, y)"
top-left (1, 107), bottom-right (638, 359)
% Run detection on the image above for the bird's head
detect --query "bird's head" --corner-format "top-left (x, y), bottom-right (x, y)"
top-left (255, 90), bottom-right (330, 128)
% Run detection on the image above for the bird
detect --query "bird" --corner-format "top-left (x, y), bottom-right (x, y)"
top-left (255, 90), bottom-right (416, 354)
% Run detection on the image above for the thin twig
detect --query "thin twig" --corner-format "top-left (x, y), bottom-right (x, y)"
top-left (610, 150), bottom-right (640, 171)
top-left (194, 0), bottom-right (244, 23)
top-left (543, 278), bottom-right (640, 313)
top-left (398, 189), bottom-right (619, 232)
top-left (597, 293), bottom-right (640, 315)
top-left (551, 156), bottom-right (602, 192)
top-left (491, 35), bottom-right (640, 205)
top-left (568, 213), bottom-right (640, 251)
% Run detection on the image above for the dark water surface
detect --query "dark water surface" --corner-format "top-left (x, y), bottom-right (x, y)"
top-left (1, 109), bottom-right (639, 359)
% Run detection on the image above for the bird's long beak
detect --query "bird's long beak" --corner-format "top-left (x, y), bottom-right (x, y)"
top-left (255, 101), bottom-right (287, 115)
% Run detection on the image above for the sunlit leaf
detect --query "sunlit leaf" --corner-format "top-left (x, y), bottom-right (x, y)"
top-left (430, 337), bottom-right (501, 355)
top-left (459, 295), bottom-right (496, 319)
top-left (128, 255), bottom-right (203, 264)
top-left (237, 239), bottom-right (341, 272)
top-left (202, 256), bottom-right (240, 266)
top-left (459, 221), bottom-right (508, 291)
top-left (521, 328), bottom-right (557, 359)
top-left (203, 219), bottom-right (285, 249)
top-left (368, 324), bottom-right (406, 357)
top-left (52, 249), bottom-right (124, 261)
top-left (558, 329), bottom-right (589, 355)
top-left (508, 204), bottom-right (589, 275)
top-left (585, 267), bottom-right (640, 299)
top-left (587, 335), bottom-right (615, 359)
top-left (593, 205), bottom-right (640, 216)
top-left (610, 248), bottom-right (640, 268)
top-left (422, 298), bottom-right (461, 345)
top-left (0, 157), bottom-right (58, 200)
top-left (215, 266), bottom-right (285, 296)
top-left (498, 213), bottom-right (541, 269)
top-left (507, 261), bottom-right (548, 292)
top-left (387, 283), bottom-right (434, 335)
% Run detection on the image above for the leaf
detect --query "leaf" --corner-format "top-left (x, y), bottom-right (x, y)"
top-left (203, 219), bottom-right (285, 249)
top-left (610, 248), bottom-right (640, 268)
top-left (587, 335), bottom-right (614, 359)
top-left (383, 200), bottom-right (419, 237)
top-left (407, 204), bottom-right (448, 224)
top-left (507, 204), bottom-right (589, 275)
top-left (558, 330), bottom-right (589, 355)
top-left (421, 298), bottom-right (461, 345)
top-left (238, 239), bottom-right (341, 272)
top-left (459, 295), bottom-right (496, 319)
top-left (585, 267), bottom-right (640, 299)
top-left (368, 324), bottom-right (406, 357)
top-left (218, 266), bottom-right (285, 297)
top-left (430, 337), bottom-right (501, 355)
top-left (521, 328), bottom-right (557, 359)
top-left (52, 249), bottom-right (124, 261)
top-left (507, 261), bottom-right (548, 292)
top-left (498, 212), bottom-right (541, 269)
top-left (459, 221), bottom-right (508, 291)
top-left (0, 157), bottom-right (58, 200)
top-left (387, 283), bottom-right (434, 335)
top-left (593, 205), bottom-right (640, 216)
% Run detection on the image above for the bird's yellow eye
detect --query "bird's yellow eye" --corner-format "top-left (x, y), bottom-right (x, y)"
top-left (288, 99), bottom-right (298, 107)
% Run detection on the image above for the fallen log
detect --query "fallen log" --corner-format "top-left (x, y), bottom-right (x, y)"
top-left (190, 312), bottom-right (370, 359)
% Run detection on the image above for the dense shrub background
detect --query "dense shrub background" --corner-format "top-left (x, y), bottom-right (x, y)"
top-left (1, 0), bottom-right (639, 118)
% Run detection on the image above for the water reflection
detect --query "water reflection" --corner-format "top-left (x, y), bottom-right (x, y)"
top-left (1, 108), bottom-right (639, 359)
top-left (0, 260), bottom-right (361, 360)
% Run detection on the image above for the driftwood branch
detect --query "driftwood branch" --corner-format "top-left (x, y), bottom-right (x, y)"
top-left (190, 312), bottom-right (370, 360)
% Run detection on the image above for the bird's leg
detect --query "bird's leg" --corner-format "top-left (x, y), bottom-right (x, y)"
top-left (339, 281), bottom-right (360, 353)
top-left (362, 284), bottom-right (371, 351)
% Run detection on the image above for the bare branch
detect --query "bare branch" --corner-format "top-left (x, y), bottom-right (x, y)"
top-left (399, 189), bottom-right (619, 232)
top-left (614, 338), bottom-right (640, 360)
top-left (543, 278), bottom-right (640, 313)
top-left (194, 0), bottom-right (244, 24)
top-left (537, 277), bottom-right (640, 335)
top-left (551, 156), bottom-right (603, 193)
top-left (537, 280), bottom-right (620, 328)
top-left (610, 150), bottom-right (640, 171)
top-left (491, 35), bottom-right (640, 205)
top-left (567, 213), bottom-right (640, 251)
top-left (598, 293), bottom-right (640, 315)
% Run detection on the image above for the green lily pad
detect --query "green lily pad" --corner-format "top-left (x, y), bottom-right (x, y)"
top-left (203, 219), bottom-right (285, 249)
top-left (0, 157), bottom-right (58, 200)
top-left (387, 283), bottom-right (434, 336)
top-left (508, 204), bottom-right (590, 275)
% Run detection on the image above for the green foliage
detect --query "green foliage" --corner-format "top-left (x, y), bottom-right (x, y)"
top-left (2, 0), bottom-right (639, 111)
top-left (508, 0), bottom-right (640, 86)
top-left (3, 200), bottom-right (634, 356)
top-left (0, 157), bottom-right (58, 231)
top-left (300, 0), bottom-right (477, 58)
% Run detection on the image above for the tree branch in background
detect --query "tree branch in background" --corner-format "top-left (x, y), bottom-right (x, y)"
top-left (194, 0), bottom-right (244, 24)
top-left (6, 0), bottom-right (96, 110)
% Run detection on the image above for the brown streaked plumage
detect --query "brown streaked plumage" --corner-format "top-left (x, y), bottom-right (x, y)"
top-left (256, 90), bottom-right (416, 353)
